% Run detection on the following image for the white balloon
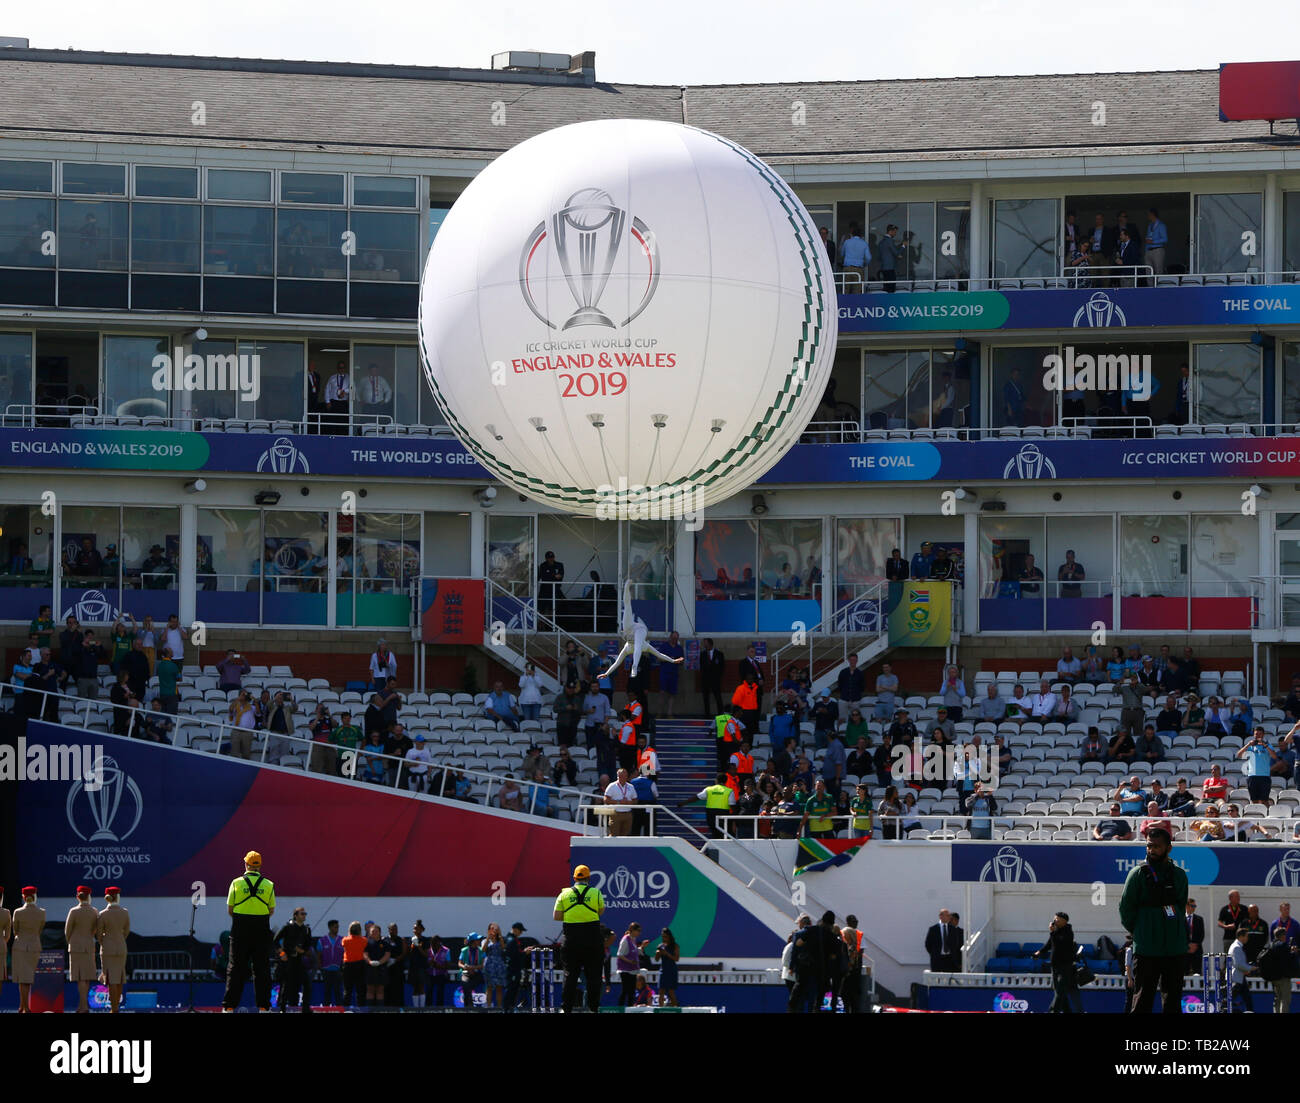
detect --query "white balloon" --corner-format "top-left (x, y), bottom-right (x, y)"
top-left (418, 118), bottom-right (837, 517)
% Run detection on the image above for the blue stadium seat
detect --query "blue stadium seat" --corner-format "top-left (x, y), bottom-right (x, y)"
top-left (986, 957), bottom-right (1014, 972)
top-left (996, 941), bottom-right (1023, 958)
top-left (1021, 941), bottom-right (1042, 957)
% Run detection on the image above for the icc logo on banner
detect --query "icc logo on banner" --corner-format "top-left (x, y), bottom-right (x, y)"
top-left (66, 756), bottom-right (143, 843)
top-left (519, 188), bottom-right (660, 331)
top-left (68, 589), bottom-right (120, 624)
top-left (1072, 291), bottom-right (1128, 328)
top-left (1265, 850), bottom-right (1300, 887)
top-left (1002, 443), bottom-right (1058, 480)
top-left (257, 437), bottom-right (311, 474)
top-left (979, 846), bottom-right (1038, 883)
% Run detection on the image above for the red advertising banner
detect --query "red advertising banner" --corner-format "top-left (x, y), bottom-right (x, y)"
top-left (420, 578), bottom-right (485, 645)
top-left (1219, 61), bottom-right (1300, 121)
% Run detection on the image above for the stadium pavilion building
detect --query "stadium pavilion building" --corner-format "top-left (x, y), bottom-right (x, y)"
top-left (0, 45), bottom-right (1298, 690)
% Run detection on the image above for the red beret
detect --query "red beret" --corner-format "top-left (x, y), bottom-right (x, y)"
top-left (105, 887), bottom-right (121, 896)
top-left (21, 885), bottom-right (36, 895)
top-left (76, 885), bottom-right (91, 895)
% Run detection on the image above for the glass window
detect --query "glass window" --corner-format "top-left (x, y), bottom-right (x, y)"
top-left (58, 200), bottom-right (128, 271)
top-left (121, 506), bottom-right (180, 595)
top-left (418, 362), bottom-right (447, 428)
top-left (204, 206), bottom-right (274, 275)
top-left (350, 211), bottom-right (419, 282)
top-left (1195, 193), bottom-right (1262, 275)
top-left (0, 504), bottom-right (53, 620)
top-left (196, 507), bottom-right (262, 601)
top-left (0, 197), bottom-right (55, 268)
top-left (393, 346), bottom-right (421, 425)
top-left (103, 335), bottom-right (168, 418)
top-left (487, 516), bottom-right (534, 600)
top-left (0, 161), bottom-right (52, 193)
top-left (352, 348), bottom-right (396, 423)
top-left (759, 519), bottom-right (821, 597)
top-left (989, 345), bottom-right (1055, 429)
top-left (930, 349), bottom-right (970, 429)
top-left (262, 511), bottom-right (330, 626)
top-left (865, 201), bottom-right (936, 281)
top-left (863, 349), bottom-right (935, 429)
top-left (277, 209), bottom-right (348, 279)
top-left (428, 203), bottom-right (451, 245)
top-left (185, 337), bottom-right (238, 421)
top-left (131, 202), bottom-right (200, 273)
top-left (1285, 192), bottom-right (1300, 276)
top-left (62, 163), bottom-right (126, 196)
top-left (1283, 341), bottom-right (1300, 427)
top-left (1045, 516), bottom-right (1112, 602)
top-left (1119, 514), bottom-right (1188, 599)
top-left (207, 169), bottom-right (272, 203)
top-left (354, 176), bottom-right (417, 208)
top-left (993, 198), bottom-right (1059, 280)
top-left (424, 512), bottom-right (470, 575)
top-left (0, 332), bottom-right (33, 420)
top-left (1194, 343), bottom-right (1260, 425)
top-left (236, 339), bottom-right (304, 422)
top-left (280, 172), bottom-right (345, 205)
top-left (1191, 514), bottom-right (1256, 600)
top-left (134, 166), bottom-right (198, 199)
top-left (348, 512), bottom-right (421, 626)
top-left (835, 517), bottom-right (897, 606)
top-left (61, 506), bottom-right (122, 596)
top-left (695, 519), bottom-right (756, 602)
top-left (936, 201), bottom-right (971, 281)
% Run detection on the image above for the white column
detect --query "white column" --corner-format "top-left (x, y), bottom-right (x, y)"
top-left (673, 518), bottom-right (695, 638)
top-left (326, 509), bottom-right (338, 629)
top-left (963, 508), bottom-right (978, 637)
top-left (1263, 173), bottom-right (1281, 279)
top-left (469, 509), bottom-right (487, 578)
top-left (1259, 509), bottom-right (1275, 630)
top-left (179, 502), bottom-right (197, 626)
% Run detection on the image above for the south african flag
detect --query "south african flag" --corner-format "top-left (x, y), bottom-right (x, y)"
top-left (794, 835), bottom-right (871, 877)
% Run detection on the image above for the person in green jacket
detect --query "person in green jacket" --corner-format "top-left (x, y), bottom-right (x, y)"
top-left (1118, 826), bottom-right (1189, 1014)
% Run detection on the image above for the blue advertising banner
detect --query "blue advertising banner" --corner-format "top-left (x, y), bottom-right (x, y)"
top-left (952, 842), bottom-right (1300, 887)
top-left (839, 284), bottom-right (1300, 333)
top-left (0, 428), bottom-right (487, 480)
top-left (763, 436), bottom-right (1300, 484)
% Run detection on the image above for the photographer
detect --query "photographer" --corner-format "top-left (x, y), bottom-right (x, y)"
top-left (265, 690), bottom-right (297, 762)
top-left (216, 648), bottom-right (251, 692)
top-left (272, 906), bottom-right (314, 1013)
top-left (1033, 912), bottom-right (1083, 1012)
top-left (1119, 826), bottom-right (1189, 1013)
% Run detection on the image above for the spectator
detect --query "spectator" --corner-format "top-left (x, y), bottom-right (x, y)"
top-left (1139, 802), bottom-right (1173, 840)
top-left (1226, 697), bottom-right (1253, 738)
top-left (1223, 804), bottom-right (1276, 843)
top-left (1082, 645), bottom-right (1106, 684)
top-left (1137, 655), bottom-right (1161, 689)
top-left (227, 690), bottom-right (257, 758)
top-left (1080, 726), bottom-right (1108, 764)
top-left (1105, 646), bottom-right (1126, 683)
top-left (108, 616), bottom-right (135, 677)
top-left (1202, 764), bottom-right (1230, 804)
top-left (368, 639), bottom-right (397, 693)
top-left (1238, 727), bottom-right (1280, 807)
top-left (929, 707), bottom-right (955, 744)
top-left (1115, 775), bottom-right (1148, 816)
top-left (887, 708), bottom-right (918, 746)
top-left (845, 735), bottom-right (874, 777)
top-left (1135, 724), bottom-right (1166, 764)
top-left (900, 791), bottom-right (923, 833)
top-left (363, 693), bottom-right (387, 738)
top-left (1056, 646), bottom-right (1083, 683)
top-left (405, 735), bottom-right (433, 792)
top-left (1108, 727), bottom-right (1137, 765)
top-left (821, 732), bottom-right (846, 798)
top-left (769, 699), bottom-right (797, 754)
top-left (252, 688), bottom-right (273, 730)
top-left (216, 648), bottom-right (250, 692)
top-left (884, 548), bottom-right (908, 582)
top-left (1118, 673), bottom-right (1145, 736)
top-left (837, 654), bottom-right (865, 722)
top-left (162, 614), bottom-right (186, 675)
top-left (993, 735), bottom-right (1013, 775)
top-left (1018, 553), bottom-right (1044, 595)
top-left (58, 614), bottom-right (82, 667)
top-left (1270, 902), bottom-right (1300, 953)
top-left (331, 710), bottom-right (363, 758)
top-left (1241, 905), bottom-right (1270, 963)
top-left (1166, 778), bottom-right (1196, 817)
top-left (1154, 695), bottom-right (1183, 734)
top-left (909, 542), bottom-right (934, 580)
top-left (938, 665), bottom-right (966, 720)
top-left (483, 681), bottom-right (521, 731)
top-left (871, 734), bottom-right (894, 789)
top-left (1218, 890), bottom-right (1249, 950)
top-left (1052, 684), bottom-right (1080, 723)
top-left (1056, 553), bottom-right (1086, 600)
top-left (1144, 207), bottom-right (1167, 276)
top-left (1191, 806), bottom-right (1225, 841)
top-left (73, 631), bottom-right (107, 701)
top-left (554, 681), bottom-right (583, 750)
top-left (840, 224), bottom-right (870, 284)
top-left (604, 768), bottom-right (637, 837)
top-left (811, 688), bottom-right (838, 750)
top-left (263, 690), bottom-right (296, 762)
top-left (1024, 679), bottom-right (1057, 719)
top-left (963, 780), bottom-right (997, 841)
top-left (1180, 694), bottom-right (1205, 737)
top-left (383, 724), bottom-right (413, 785)
top-left (1005, 684), bottom-right (1032, 723)
top-left (306, 704), bottom-right (336, 775)
top-left (1283, 675), bottom-right (1300, 720)
top-left (872, 663), bottom-right (900, 721)
top-left (629, 770), bottom-right (657, 834)
top-left (1148, 778), bottom-right (1168, 810)
top-left (975, 682), bottom-right (1005, 722)
top-left (928, 546), bottom-right (955, 581)
top-left (140, 699), bottom-right (174, 744)
top-left (138, 614), bottom-right (158, 674)
top-left (29, 646), bottom-right (68, 722)
top-left (1094, 802), bottom-right (1134, 841)
top-left (155, 646), bottom-right (181, 715)
top-left (517, 662), bottom-right (544, 722)
top-left (551, 746), bottom-right (578, 789)
top-left (1160, 657), bottom-right (1191, 696)
top-left (359, 731), bottom-right (388, 784)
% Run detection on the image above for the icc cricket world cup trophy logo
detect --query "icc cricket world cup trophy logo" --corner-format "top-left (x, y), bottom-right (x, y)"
top-left (66, 756), bottom-right (143, 843)
top-left (519, 188), bottom-right (660, 330)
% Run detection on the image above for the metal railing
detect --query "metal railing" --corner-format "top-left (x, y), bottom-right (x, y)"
top-left (4, 403), bottom-right (101, 427)
top-left (833, 268), bottom-right (1300, 294)
top-left (1057, 264), bottom-right (1154, 288)
top-left (769, 582), bottom-right (909, 693)
top-left (712, 811), bottom-right (1300, 843)
top-left (575, 800), bottom-right (710, 845)
top-left (3, 679), bottom-right (591, 824)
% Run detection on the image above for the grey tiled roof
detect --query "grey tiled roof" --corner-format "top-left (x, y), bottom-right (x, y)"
top-left (0, 53), bottom-right (1281, 163)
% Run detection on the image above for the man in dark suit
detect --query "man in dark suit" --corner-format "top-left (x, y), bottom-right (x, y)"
top-left (1184, 899), bottom-right (1205, 975)
top-left (949, 913), bottom-right (965, 971)
top-left (925, 908), bottom-right (959, 972)
top-left (884, 548), bottom-right (908, 582)
top-left (738, 644), bottom-right (765, 718)
top-left (1113, 228), bottom-right (1139, 285)
top-left (700, 638), bottom-right (725, 717)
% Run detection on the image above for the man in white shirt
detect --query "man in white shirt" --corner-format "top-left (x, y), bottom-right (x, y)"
top-left (603, 768), bottom-right (638, 837)
top-left (369, 640), bottom-right (397, 691)
top-left (405, 734), bottom-right (433, 793)
top-left (163, 614), bottom-right (186, 674)
top-left (1028, 680), bottom-right (1058, 719)
top-left (322, 362), bottom-right (350, 433)
top-left (357, 364), bottom-right (394, 419)
top-left (1006, 684), bottom-right (1032, 724)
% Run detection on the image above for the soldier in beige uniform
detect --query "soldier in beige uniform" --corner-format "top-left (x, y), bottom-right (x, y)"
top-left (97, 886), bottom-right (130, 1013)
top-left (12, 885), bottom-right (46, 1014)
top-left (64, 884), bottom-right (100, 1013)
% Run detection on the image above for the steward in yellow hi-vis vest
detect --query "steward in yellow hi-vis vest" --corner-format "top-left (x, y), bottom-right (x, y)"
top-left (554, 865), bottom-right (606, 1014)
top-left (223, 850), bottom-right (276, 1012)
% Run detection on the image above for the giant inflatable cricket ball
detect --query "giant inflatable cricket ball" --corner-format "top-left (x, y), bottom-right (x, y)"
top-left (418, 118), bottom-right (837, 516)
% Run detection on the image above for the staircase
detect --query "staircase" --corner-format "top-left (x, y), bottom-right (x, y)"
top-left (650, 718), bottom-right (716, 842)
